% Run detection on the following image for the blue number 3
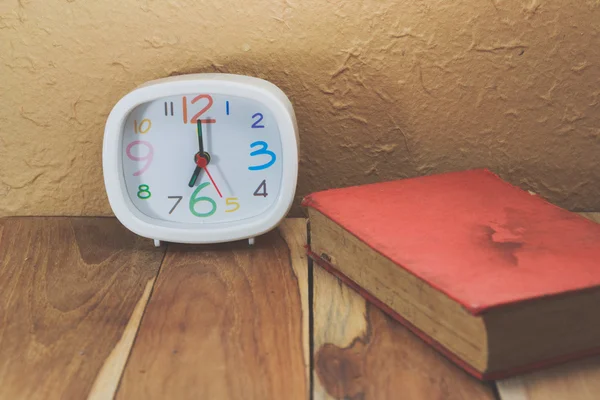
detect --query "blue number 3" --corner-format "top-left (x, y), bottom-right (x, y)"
top-left (249, 141), bottom-right (276, 170)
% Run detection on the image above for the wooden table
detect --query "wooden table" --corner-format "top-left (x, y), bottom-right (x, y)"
top-left (1, 216), bottom-right (599, 400)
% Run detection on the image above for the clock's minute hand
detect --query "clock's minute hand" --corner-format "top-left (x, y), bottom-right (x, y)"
top-left (196, 119), bottom-right (205, 155)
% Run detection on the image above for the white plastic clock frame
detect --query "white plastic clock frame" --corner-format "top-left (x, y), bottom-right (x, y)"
top-left (103, 74), bottom-right (299, 244)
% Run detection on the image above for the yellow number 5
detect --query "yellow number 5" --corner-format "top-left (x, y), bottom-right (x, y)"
top-left (225, 197), bottom-right (240, 212)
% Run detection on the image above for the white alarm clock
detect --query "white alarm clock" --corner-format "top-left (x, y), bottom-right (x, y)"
top-left (103, 74), bottom-right (299, 246)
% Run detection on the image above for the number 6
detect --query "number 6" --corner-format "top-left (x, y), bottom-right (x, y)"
top-left (189, 183), bottom-right (217, 217)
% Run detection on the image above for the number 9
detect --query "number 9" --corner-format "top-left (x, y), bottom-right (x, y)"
top-left (126, 141), bottom-right (154, 176)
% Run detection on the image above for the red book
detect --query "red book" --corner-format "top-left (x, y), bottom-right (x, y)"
top-left (302, 169), bottom-right (600, 380)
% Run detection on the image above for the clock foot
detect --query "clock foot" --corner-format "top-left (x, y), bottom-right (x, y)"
top-left (248, 237), bottom-right (255, 246)
top-left (153, 239), bottom-right (161, 247)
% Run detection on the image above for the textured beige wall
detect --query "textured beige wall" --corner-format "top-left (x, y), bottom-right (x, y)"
top-left (1, 0), bottom-right (599, 217)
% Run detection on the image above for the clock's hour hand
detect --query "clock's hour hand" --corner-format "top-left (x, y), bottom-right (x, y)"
top-left (188, 165), bottom-right (202, 187)
top-left (188, 154), bottom-right (208, 187)
top-left (188, 154), bottom-right (222, 198)
top-left (188, 121), bottom-right (211, 187)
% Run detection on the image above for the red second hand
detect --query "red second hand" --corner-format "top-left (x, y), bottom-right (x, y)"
top-left (194, 155), bottom-right (223, 198)
top-left (203, 167), bottom-right (223, 198)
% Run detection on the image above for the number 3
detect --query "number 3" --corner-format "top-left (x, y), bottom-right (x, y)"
top-left (248, 141), bottom-right (276, 171)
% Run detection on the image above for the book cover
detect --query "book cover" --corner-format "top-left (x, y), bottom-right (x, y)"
top-left (302, 169), bottom-right (600, 315)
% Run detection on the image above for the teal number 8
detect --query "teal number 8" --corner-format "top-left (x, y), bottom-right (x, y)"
top-left (137, 184), bottom-right (151, 199)
top-left (189, 182), bottom-right (217, 217)
top-left (248, 141), bottom-right (276, 171)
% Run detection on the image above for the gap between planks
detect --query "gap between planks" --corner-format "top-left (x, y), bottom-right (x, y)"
top-left (88, 277), bottom-right (157, 400)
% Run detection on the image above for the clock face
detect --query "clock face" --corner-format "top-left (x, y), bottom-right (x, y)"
top-left (121, 93), bottom-right (283, 224)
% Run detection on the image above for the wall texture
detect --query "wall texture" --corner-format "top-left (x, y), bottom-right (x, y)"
top-left (1, 0), bottom-right (599, 217)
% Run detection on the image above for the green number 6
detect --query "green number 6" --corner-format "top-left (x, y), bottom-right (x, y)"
top-left (189, 182), bottom-right (217, 217)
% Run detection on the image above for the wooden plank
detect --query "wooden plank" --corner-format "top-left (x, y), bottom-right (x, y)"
top-left (495, 212), bottom-right (600, 400)
top-left (117, 222), bottom-right (308, 400)
top-left (278, 219), bottom-right (310, 387)
top-left (312, 262), bottom-right (497, 400)
top-left (0, 217), bottom-right (165, 400)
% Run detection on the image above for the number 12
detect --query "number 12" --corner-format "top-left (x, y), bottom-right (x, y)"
top-left (182, 95), bottom-right (216, 124)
